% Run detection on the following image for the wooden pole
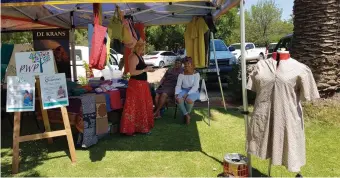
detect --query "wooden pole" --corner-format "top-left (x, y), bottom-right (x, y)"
top-left (12, 112), bottom-right (21, 174)
top-left (36, 78), bottom-right (53, 144)
top-left (11, 76), bottom-right (76, 174)
top-left (61, 106), bottom-right (76, 163)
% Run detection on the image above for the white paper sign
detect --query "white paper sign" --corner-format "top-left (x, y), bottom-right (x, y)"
top-left (15, 50), bottom-right (55, 77)
top-left (6, 76), bottom-right (35, 112)
top-left (40, 73), bottom-right (69, 109)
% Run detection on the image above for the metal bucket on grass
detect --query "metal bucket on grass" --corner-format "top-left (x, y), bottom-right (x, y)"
top-left (223, 153), bottom-right (248, 177)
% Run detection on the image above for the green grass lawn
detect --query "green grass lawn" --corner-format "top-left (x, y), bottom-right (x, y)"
top-left (1, 101), bottom-right (340, 177)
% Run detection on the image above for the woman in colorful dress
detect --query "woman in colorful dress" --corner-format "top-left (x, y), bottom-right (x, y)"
top-left (120, 39), bottom-right (155, 135)
top-left (153, 58), bottom-right (183, 118)
top-left (175, 57), bottom-right (200, 125)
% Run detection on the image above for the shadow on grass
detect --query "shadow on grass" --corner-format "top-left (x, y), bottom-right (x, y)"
top-left (1, 107), bottom-right (246, 175)
top-left (87, 108), bottom-right (204, 162)
top-left (1, 114), bottom-right (74, 177)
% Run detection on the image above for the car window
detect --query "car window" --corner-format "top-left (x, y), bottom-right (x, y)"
top-left (246, 44), bottom-right (254, 49)
top-left (148, 51), bottom-right (160, 55)
top-left (210, 40), bottom-right (228, 51)
top-left (168, 52), bottom-right (177, 56)
top-left (276, 37), bottom-right (292, 51)
top-left (75, 49), bottom-right (82, 61)
top-left (161, 52), bottom-right (168, 56)
top-left (231, 44), bottom-right (241, 50)
top-left (269, 44), bottom-right (277, 49)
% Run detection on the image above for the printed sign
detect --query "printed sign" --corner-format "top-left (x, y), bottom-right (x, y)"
top-left (6, 76), bottom-right (35, 112)
top-left (40, 73), bottom-right (69, 109)
top-left (15, 50), bottom-right (56, 77)
top-left (33, 29), bottom-right (71, 79)
top-left (3, 44), bottom-right (33, 83)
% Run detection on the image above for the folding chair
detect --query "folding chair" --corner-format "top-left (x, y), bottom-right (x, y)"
top-left (173, 79), bottom-right (211, 126)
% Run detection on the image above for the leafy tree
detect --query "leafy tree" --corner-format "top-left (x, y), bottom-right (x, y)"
top-left (246, 0), bottom-right (283, 46)
top-left (146, 25), bottom-right (185, 52)
top-left (1, 32), bottom-right (32, 44)
top-left (215, 8), bottom-right (239, 45)
top-left (74, 29), bottom-right (88, 46)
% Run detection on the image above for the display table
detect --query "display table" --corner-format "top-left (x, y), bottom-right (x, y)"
top-left (36, 88), bottom-right (126, 148)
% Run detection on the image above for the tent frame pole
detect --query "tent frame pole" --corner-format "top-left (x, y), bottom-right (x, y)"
top-left (211, 32), bottom-right (226, 110)
top-left (142, 8), bottom-right (193, 24)
top-left (12, 6), bottom-right (35, 20)
top-left (70, 11), bottom-right (77, 82)
top-left (131, 4), bottom-right (168, 16)
top-left (172, 3), bottom-right (218, 10)
top-left (240, 0), bottom-right (252, 176)
top-left (38, 9), bottom-right (77, 21)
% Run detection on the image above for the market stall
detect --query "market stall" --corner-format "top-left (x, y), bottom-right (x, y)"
top-left (1, 0), bottom-right (250, 175)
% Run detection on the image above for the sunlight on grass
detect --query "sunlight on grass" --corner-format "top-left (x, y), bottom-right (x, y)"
top-left (1, 101), bottom-right (340, 177)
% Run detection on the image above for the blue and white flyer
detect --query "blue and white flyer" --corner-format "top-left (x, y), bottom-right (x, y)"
top-left (40, 73), bottom-right (69, 109)
top-left (6, 76), bottom-right (35, 112)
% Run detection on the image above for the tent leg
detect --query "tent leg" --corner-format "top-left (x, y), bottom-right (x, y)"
top-left (210, 32), bottom-right (226, 110)
top-left (240, 0), bottom-right (252, 177)
top-left (70, 11), bottom-right (77, 82)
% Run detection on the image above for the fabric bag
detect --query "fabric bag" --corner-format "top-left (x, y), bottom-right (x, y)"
top-left (89, 9), bottom-right (107, 70)
top-left (122, 18), bottom-right (138, 49)
top-left (108, 6), bottom-right (123, 41)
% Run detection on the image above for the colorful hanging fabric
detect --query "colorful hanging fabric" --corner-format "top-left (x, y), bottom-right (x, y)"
top-left (184, 18), bottom-right (197, 62)
top-left (89, 4), bottom-right (107, 70)
top-left (123, 22), bottom-right (145, 74)
top-left (195, 17), bottom-right (209, 68)
top-left (184, 17), bottom-right (209, 68)
top-left (122, 18), bottom-right (138, 49)
top-left (106, 34), bottom-right (111, 62)
top-left (108, 6), bottom-right (123, 41)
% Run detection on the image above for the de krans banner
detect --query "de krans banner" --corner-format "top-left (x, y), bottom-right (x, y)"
top-left (33, 29), bottom-right (71, 79)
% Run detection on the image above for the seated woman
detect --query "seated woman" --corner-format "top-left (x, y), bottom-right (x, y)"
top-left (120, 39), bottom-right (155, 135)
top-left (153, 59), bottom-right (183, 118)
top-left (175, 57), bottom-right (200, 125)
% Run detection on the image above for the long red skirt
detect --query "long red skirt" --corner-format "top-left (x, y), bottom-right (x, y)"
top-left (120, 79), bottom-right (154, 135)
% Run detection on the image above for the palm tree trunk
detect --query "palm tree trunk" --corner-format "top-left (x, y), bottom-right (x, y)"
top-left (291, 0), bottom-right (340, 97)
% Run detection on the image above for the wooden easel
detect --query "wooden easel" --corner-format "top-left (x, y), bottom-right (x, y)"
top-left (11, 77), bottom-right (76, 174)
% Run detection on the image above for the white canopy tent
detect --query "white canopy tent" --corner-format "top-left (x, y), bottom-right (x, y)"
top-left (1, 0), bottom-right (250, 175)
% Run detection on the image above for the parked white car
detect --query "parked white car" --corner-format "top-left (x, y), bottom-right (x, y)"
top-left (70, 46), bottom-right (123, 81)
top-left (230, 43), bottom-right (266, 61)
top-left (143, 51), bottom-right (180, 68)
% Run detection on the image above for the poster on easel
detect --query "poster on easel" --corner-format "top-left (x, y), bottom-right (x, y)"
top-left (33, 29), bottom-right (71, 79)
top-left (3, 44), bottom-right (33, 83)
top-left (40, 73), bottom-right (69, 109)
top-left (6, 76), bottom-right (35, 112)
top-left (15, 50), bottom-right (56, 77)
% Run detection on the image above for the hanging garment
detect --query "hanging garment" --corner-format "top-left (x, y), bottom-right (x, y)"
top-left (89, 24), bottom-right (107, 70)
top-left (204, 30), bottom-right (211, 67)
top-left (184, 18), bottom-right (197, 60)
top-left (88, 24), bottom-right (94, 56)
top-left (106, 34), bottom-right (111, 62)
top-left (123, 22), bottom-right (145, 74)
top-left (247, 58), bottom-right (320, 172)
top-left (134, 23), bottom-right (146, 40)
top-left (107, 7), bottom-right (123, 42)
top-left (122, 19), bottom-right (138, 49)
top-left (89, 10), bottom-right (107, 70)
top-left (195, 17), bottom-right (209, 68)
